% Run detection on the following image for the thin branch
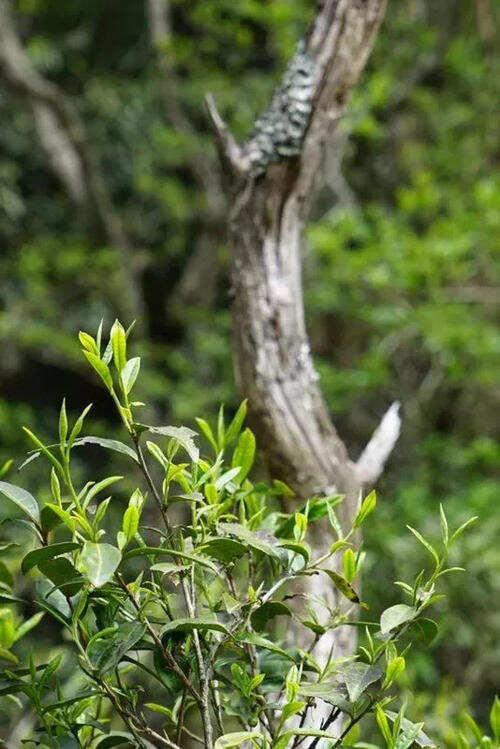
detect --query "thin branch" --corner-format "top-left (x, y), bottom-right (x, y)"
top-left (205, 92), bottom-right (248, 175)
top-left (356, 402), bottom-right (402, 484)
top-left (0, 0), bottom-right (145, 324)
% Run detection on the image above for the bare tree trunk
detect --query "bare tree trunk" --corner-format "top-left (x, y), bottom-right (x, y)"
top-left (207, 2), bottom-right (401, 719)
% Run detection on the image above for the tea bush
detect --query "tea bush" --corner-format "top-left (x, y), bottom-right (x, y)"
top-left (0, 323), bottom-right (494, 749)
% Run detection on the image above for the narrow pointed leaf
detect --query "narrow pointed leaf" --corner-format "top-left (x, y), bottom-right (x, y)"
top-left (0, 481), bottom-right (40, 524)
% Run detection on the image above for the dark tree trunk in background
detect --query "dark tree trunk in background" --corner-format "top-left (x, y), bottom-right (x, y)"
top-left (208, 0), bottom-right (401, 714)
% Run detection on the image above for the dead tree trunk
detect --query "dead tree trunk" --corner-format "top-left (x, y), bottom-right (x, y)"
top-left (207, 0), bottom-right (401, 697)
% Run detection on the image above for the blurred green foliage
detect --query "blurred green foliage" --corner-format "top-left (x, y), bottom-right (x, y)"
top-left (0, 0), bottom-right (498, 743)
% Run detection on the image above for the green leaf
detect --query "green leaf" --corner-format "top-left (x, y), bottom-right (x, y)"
top-left (298, 681), bottom-right (350, 704)
top-left (38, 558), bottom-right (83, 597)
top-left (150, 562), bottom-right (190, 575)
top-left (251, 601), bottom-right (292, 632)
top-left (276, 494), bottom-right (343, 537)
top-left (195, 418), bottom-right (218, 452)
top-left (439, 504), bottom-right (449, 546)
top-left (0, 481), bottom-right (40, 525)
top-left (122, 505), bottom-right (139, 543)
top-left (0, 592), bottom-right (23, 604)
top-left (144, 425), bottom-right (199, 463)
top-left (224, 400), bottom-right (248, 446)
top-left (278, 541), bottom-right (310, 564)
top-left (0, 609), bottom-right (16, 648)
top-left (68, 403), bottom-right (93, 446)
top-left (354, 490), bottom-right (377, 527)
top-left (281, 700), bottom-right (306, 721)
top-left (0, 459), bottom-right (13, 479)
top-left (385, 711), bottom-right (437, 747)
top-left (120, 357), bottom-right (140, 395)
top-left (22, 542), bottom-right (80, 574)
top-left (0, 647), bottom-right (18, 665)
top-left (380, 604), bottom-right (417, 634)
top-left (235, 632), bottom-right (297, 662)
top-left (215, 731), bottom-right (263, 749)
top-left (394, 722), bottom-right (427, 749)
top-left (490, 696), bottom-right (500, 742)
top-left (145, 703), bottom-right (172, 718)
top-left (76, 543), bottom-right (121, 587)
top-left (320, 568), bottom-right (363, 605)
top-left (161, 618), bottom-right (230, 638)
top-left (343, 548), bottom-right (357, 582)
top-left (94, 732), bottom-right (135, 748)
top-left (13, 612), bottom-right (45, 643)
top-left (84, 476), bottom-right (123, 506)
top-left (407, 618), bottom-right (438, 646)
top-left (337, 662), bottom-right (382, 701)
top-left (45, 503), bottom-right (75, 532)
top-left (214, 466), bottom-right (241, 491)
top-left (59, 399), bottom-right (68, 445)
top-left (384, 656), bottom-right (405, 688)
top-left (231, 428), bottom-right (255, 481)
top-left (73, 436), bottom-right (139, 463)
top-left (375, 703), bottom-right (392, 745)
top-left (406, 526), bottom-right (440, 566)
top-left (87, 622), bottom-right (145, 674)
top-left (199, 537), bottom-right (247, 563)
top-left (79, 331), bottom-right (97, 353)
top-left (83, 351), bottom-right (114, 391)
top-left (450, 516), bottom-right (478, 544)
top-left (110, 320), bottom-right (127, 373)
top-left (124, 546), bottom-right (217, 572)
top-left (218, 523), bottom-right (287, 563)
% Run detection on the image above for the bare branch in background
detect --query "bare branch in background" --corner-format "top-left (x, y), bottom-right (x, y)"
top-left (356, 402), bottom-right (402, 484)
top-left (0, 0), bottom-right (144, 325)
top-left (31, 102), bottom-right (86, 204)
top-left (475, 0), bottom-right (496, 43)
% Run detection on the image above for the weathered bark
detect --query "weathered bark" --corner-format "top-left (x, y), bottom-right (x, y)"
top-left (208, 0), bottom-right (400, 708)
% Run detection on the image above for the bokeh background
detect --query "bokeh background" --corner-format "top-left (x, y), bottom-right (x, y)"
top-left (0, 0), bottom-right (498, 744)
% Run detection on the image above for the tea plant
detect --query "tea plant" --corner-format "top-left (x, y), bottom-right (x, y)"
top-left (0, 322), bottom-right (482, 748)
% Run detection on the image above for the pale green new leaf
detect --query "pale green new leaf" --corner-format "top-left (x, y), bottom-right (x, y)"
top-left (380, 604), bottom-right (417, 634)
top-left (215, 731), bottom-right (263, 749)
top-left (76, 543), bottom-right (121, 587)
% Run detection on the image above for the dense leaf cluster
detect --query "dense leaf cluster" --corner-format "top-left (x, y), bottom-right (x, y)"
top-left (0, 324), bottom-right (488, 748)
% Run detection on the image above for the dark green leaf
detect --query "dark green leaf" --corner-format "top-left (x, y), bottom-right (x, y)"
top-left (336, 663), bottom-right (382, 701)
top-left (87, 622), bottom-right (146, 674)
top-left (95, 732), bottom-right (135, 748)
top-left (251, 601), bottom-right (292, 632)
top-left (199, 537), bottom-right (247, 563)
top-left (22, 542), bottom-right (80, 574)
top-left (38, 558), bottom-right (83, 598)
top-left (407, 618), bottom-right (439, 646)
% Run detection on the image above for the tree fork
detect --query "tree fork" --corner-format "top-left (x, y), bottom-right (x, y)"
top-left (207, 0), bottom-right (400, 696)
